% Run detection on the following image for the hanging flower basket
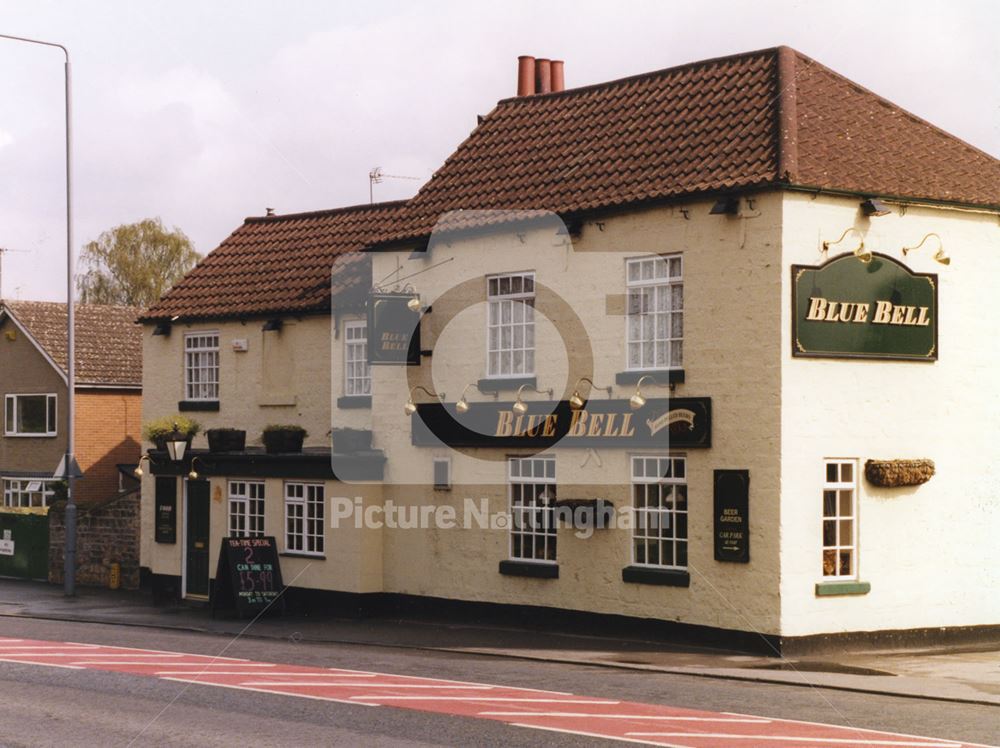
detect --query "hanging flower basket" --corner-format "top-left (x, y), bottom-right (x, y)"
top-left (864, 459), bottom-right (935, 488)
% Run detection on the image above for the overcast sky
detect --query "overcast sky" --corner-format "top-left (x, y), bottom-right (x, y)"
top-left (1, 0), bottom-right (997, 302)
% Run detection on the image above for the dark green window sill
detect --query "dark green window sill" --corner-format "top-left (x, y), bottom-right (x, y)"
top-left (815, 580), bottom-right (871, 597)
top-left (478, 376), bottom-right (536, 393)
top-left (280, 552), bottom-right (326, 560)
top-left (615, 369), bottom-right (685, 386)
top-left (498, 559), bottom-right (558, 579)
top-left (179, 400), bottom-right (220, 412)
top-left (622, 566), bottom-right (690, 587)
top-left (336, 395), bottom-right (372, 409)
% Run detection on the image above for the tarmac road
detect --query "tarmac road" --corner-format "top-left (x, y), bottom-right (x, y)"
top-left (0, 617), bottom-right (996, 747)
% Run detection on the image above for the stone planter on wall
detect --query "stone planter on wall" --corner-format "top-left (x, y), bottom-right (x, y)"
top-left (864, 459), bottom-right (935, 488)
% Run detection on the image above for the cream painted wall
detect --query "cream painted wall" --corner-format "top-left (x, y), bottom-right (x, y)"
top-left (370, 197), bottom-right (786, 634)
top-left (139, 313), bottom-right (374, 578)
top-left (779, 193), bottom-right (1000, 635)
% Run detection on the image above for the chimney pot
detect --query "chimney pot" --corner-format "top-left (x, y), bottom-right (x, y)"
top-left (550, 60), bottom-right (565, 92)
top-left (517, 55), bottom-right (536, 96)
top-left (265, 207), bottom-right (275, 217)
top-left (536, 58), bottom-right (552, 94)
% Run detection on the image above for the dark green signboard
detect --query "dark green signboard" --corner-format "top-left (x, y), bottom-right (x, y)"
top-left (367, 293), bottom-right (421, 365)
top-left (792, 253), bottom-right (937, 361)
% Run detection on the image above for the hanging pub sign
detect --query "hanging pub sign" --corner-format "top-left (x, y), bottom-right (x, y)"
top-left (714, 470), bottom-right (749, 563)
top-left (411, 397), bottom-right (711, 449)
top-left (792, 253), bottom-right (937, 361)
top-left (367, 293), bottom-right (421, 365)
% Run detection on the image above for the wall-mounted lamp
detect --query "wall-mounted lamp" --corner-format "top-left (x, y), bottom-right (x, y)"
top-left (512, 383), bottom-right (554, 415)
top-left (404, 385), bottom-right (444, 416)
top-left (406, 296), bottom-right (432, 314)
top-left (152, 322), bottom-right (171, 337)
top-left (822, 227), bottom-right (871, 264)
top-left (568, 377), bottom-right (613, 411)
top-left (860, 198), bottom-right (891, 217)
top-left (902, 233), bottom-right (950, 265)
top-left (187, 456), bottom-right (206, 480)
top-left (262, 318), bottom-right (283, 332)
top-left (455, 383), bottom-right (498, 414)
top-left (629, 375), bottom-right (673, 410)
top-left (408, 242), bottom-right (429, 260)
top-left (709, 196), bottom-right (740, 215)
top-left (133, 454), bottom-right (152, 477)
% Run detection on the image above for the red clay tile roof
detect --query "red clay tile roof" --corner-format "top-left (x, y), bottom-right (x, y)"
top-left (372, 46), bottom-right (1000, 246)
top-left (140, 201), bottom-right (404, 322)
top-left (0, 300), bottom-right (143, 387)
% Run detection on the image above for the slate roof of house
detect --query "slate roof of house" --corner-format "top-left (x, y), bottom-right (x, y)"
top-left (0, 300), bottom-right (143, 387)
top-left (140, 201), bottom-right (405, 322)
top-left (371, 46), bottom-right (1000, 247)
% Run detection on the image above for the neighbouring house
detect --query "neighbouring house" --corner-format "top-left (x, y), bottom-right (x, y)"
top-left (137, 46), bottom-right (1000, 653)
top-left (0, 300), bottom-right (143, 582)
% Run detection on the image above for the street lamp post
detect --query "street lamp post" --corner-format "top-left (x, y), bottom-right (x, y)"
top-left (0, 33), bottom-right (78, 596)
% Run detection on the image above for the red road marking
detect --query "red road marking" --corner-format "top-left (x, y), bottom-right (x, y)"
top-left (0, 636), bottom-right (992, 748)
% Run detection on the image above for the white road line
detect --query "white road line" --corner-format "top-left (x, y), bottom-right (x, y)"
top-left (0, 658), bottom-right (84, 669)
top-left (0, 645), bottom-right (99, 650)
top-left (0, 652), bottom-right (188, 658)
top-left (350, 696), bottom-right (621, 703)
top-left (160, 678), bottom-right (378, 707)
top-left (154, 671), bottom-right (371, 677)
top-left (242, 682), bottom-right (495, 689)
top-left (70, 660), bottom-right (243, 666)
top-left (511, 722), bottom-right (690, 748)
top-left (319, 666), bottom-right (570, 694)
top-left (624, 733), bottom-right (961, 747)
top-left (66, 643), bottom-right (247, 660)
top-left (479, 712), bottom-right (771, 723)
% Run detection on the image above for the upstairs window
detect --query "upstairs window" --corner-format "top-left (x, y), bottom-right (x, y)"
top-left (626, 255), bottom-right (683, 370)
top-left (344, 320), bottom-right (371, 396)
top-left (487, 273), bottom-right (535, 378)
top-left (184, 332), bottom-right (219, 401)
top-left (4, 394), bottom-right (57, 436)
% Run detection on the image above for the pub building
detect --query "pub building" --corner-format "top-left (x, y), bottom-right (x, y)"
top-left (138, 47), bottom-right (1000, 651)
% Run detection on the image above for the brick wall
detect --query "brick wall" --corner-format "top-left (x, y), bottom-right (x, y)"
top-left (48, 490), bottom-right (140, 590)
top-left (73, 390), bottom-right (141, 504)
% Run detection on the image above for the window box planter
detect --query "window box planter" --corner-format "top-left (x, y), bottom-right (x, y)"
top-left (331, 428), bottom-right (373, 454)
top-left (206, 428), bottom-right (246, 453)
top-left (143, 415), bottom-right (200, 451)
top-left (261, 426), bottom-right (307, 455)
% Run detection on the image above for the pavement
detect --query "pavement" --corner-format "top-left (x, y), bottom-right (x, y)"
top-left (1, 578), bottom-right (998, 709)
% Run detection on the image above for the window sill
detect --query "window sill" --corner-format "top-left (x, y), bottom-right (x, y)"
top-left (337, 395), bottom-right (372, 409)
top-left (498, 559), bottom-right (558, 579)
top-left (2, 433), bottom-right (57, 438)
top-left (478, 376), bottom-right (537, 393)
top-left (622, 566), bottom-right (690, 587)
top-left (815, 580), bottom-right (870, 597)
top-left (615, 369), bottom-right (685, 386)
top-left (179, 400), bottom-right (220, 412)
top-left (280, 551), bottom-right (326, 560)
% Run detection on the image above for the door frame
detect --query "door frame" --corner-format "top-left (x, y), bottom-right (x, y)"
top-left (181, 478), bottom-right (211, 600)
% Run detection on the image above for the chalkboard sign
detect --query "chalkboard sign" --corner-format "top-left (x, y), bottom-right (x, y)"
top-left (154, 477), bottom-right (177, 544)
top-left (714, 470), bottom-right (749, 563)
top-left (211, 536), bottom-right (285, 619)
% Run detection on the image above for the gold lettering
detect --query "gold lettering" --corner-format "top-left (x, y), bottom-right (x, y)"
top-left (542, 415), bottom-right (558, 437)
top-left (916, 307), bottom-right (931, 326)
top-left (568, 410), bottom-right (588, 437)
top-left (838, 303), bottom-right (854, 322)
top-left (495, 411), bottom-right (514, 437)
top-left (512, 414), bottom-right (525, 435)
top-left (824, 301), bottom-right (840, 322)
top-left (854, 303), bottom-right (870, 323)
top-left (526, 414), bottom-right (542, 437)
top-left (806, 297), bottom-right (827, 321)
top-left (618, 413), bottom-right (636, 438)
top-left (890, 306), bottom-right (906, 325)
top-left (872, 300), bottom-right (893, 324)
top-left (588, 414), bottom-right (605, 437)
top-left (603, 414), bottom-right (619, 437)
top-left (903, 306), bottom-right (918, 325)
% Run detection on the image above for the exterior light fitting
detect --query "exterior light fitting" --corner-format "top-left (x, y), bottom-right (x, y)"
top-left (568, 377), bottom-right (613, 411)
top-left (262, 318), bottom-right (283, 332)
top-left (902, 233), bottom-right (950, 266)
top-left (629, 375), bottom-right (673, 410)
top-left (512, 383), bottom-right (554, 415)
top-left (407, 296), bottom-right (422, 312)
top-left (164, 424), bottom-right (189, 462)
top-left (709, 196), bottom-right (740, 215)
top-left (860, 198), bottom-right (891, 217)
top-left (404, 385), bottom-right (443, 416)
top-left (822, 227), bottom-right (870, 264)
top-left (188, 456), bottom-right (205, 480)
top-left (133, 454), bottom-right (151, 477)
top-left (455, 383), bottom-right (498, 414)
top-left (152, 322), bottom-right (171, 336)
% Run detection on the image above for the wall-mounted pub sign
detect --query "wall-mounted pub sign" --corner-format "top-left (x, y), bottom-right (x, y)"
top-left (367, 293), bottom-right (421, 365)
top-left (412, 397), bottom-right (711, 449)
top-left (713, 470), bottom-right (749, 563)
top-left (792, 253), bottom-right (937, 361)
